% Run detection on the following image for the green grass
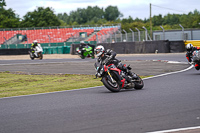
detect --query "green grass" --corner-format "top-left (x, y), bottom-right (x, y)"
top-left (0, 72), bottom-right (151, 98)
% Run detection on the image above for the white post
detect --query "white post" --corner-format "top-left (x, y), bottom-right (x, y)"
top-left (160, 26), bottom-right (165, 40)
top-left (142, 26), bottom-right (148, 41)
top-left (129, 28), bottom-right (134, 42)
top-left (179, 24), bottom-right (184, 40)
top-left (123, 29), bottom-right (128, 42)
top-left (135, 28), bottom-right (140, 41)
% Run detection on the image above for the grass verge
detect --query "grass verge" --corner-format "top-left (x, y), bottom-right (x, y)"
top-left (0, 72), bottom-right (151, 98)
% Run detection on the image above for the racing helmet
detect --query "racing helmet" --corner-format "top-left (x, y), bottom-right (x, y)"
top-left (80, 41), bottom-right (85, 44)
top-left (33, 40), bottom-right (38, 45)
top-left (95, 45), bottom-right (105, 57)
top-left (186, 43), bottom-right (193, 51)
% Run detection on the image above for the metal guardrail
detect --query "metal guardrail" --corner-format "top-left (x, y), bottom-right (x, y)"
top-left (96, 31), bottom-right (147, 43)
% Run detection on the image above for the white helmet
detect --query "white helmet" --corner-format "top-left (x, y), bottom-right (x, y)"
top-left (95, 45), bottom-right (105, 57)
top-left (186, 43), bottom-right (193, 51)
top-left (80, 41), bottom-right (85, 44)
top-left (33, 40), bottom-right (38, 45)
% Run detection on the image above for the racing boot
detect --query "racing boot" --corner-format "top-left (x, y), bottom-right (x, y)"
top-left (125, 75), bottom-right (132, 83)
top-left (127, 70), bottom-right (138, 80)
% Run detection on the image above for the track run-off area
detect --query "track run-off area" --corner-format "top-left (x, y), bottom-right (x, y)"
top-left (0, 53), bottom-right (200, 133)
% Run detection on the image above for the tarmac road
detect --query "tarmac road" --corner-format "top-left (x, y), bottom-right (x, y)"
top-left (0, 53), bottom-right (190, 76)
top-left (0, 65), bottom-right (200, 133)
top-left (0, 53), bottom-right (200, 133)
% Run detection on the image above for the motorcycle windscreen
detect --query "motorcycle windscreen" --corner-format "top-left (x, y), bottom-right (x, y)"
top-left (35, 46), bottom-right (43, 52)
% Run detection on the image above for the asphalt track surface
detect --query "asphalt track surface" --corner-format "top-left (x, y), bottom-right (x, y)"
top-left (0, 53), bottom-right (190, 76)
top-left (0, 53), bottom-right (200, 133)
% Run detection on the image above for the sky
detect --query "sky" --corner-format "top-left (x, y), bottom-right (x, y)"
top-left (4, 0), bottom-right (200, 20)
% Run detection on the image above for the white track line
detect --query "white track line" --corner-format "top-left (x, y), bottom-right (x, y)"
top-left (143, 65), bottom-right (193, 80)
top-left (146, 126), bottom-right (200, 133)
top-left (0, 65), bottom-right (193, 100)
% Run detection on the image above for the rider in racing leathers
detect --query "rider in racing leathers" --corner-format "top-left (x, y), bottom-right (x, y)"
top-left (30, 40), bottom-right (39, 55)
top-left (185, 43), bottom-right (200, 70)
top-left (94, 45), bottom-right (137, 82)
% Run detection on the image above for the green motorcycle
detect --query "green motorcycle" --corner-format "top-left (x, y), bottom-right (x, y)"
top-left (76, 46), bottom-right (95, 59)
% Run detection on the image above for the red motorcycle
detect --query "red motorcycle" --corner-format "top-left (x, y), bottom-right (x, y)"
top-left (94, 59), bottom-right (144, 92)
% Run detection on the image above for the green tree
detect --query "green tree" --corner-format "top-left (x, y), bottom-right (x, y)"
top-left (162, 14), bottom-right (180, 26)
top-left (179, 9), bottom-right (200, 28)
top-left (0, 9), bottom-right (20, 28)
top-left (59, 6), bottom-right (104, 25)
top-left (21, 7), bottom-right (61, 27)
top-left (104, 6), bottom-right (123, 21)
top-left (0, 0), bottom-right (6, 9)
top-left (121, 16), bottom-right (134, 24)
top-left (0, 0), bottom-right (20, 28)
top-left (152, 14), bottom-right (163, 26)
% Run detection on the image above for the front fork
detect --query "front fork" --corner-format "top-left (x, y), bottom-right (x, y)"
top-left (107, 71), bottom-right (115, 83)
top-left (107, 70), bottom-right (125, 88)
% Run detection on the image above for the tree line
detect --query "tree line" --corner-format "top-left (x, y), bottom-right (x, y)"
top-left (1, 0), bottom-right (200, 32)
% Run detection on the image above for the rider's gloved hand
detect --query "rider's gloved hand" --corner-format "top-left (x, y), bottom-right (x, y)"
top-left (95, 72), bottom-right (101, 78)
top-left (108, 55), bottom-right (113, 60)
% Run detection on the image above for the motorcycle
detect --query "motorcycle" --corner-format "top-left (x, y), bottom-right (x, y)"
top-left (94, 57), bottom-right (144, 92)
top-left (29, 44), bottom-right (43, 60)
top-left (192, 50), bottom-right (200, 63)
top-left (76, 46), bottom-right (95, 59)
top-left (192, 50), bottom-right (200, 70)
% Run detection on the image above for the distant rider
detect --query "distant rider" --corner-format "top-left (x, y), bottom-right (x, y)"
top-left (79, 41), bottom-right (95, 57)
top-left (185, 43), bottom-right (200, 70)
top-left (94, 45), bottom-right (137, 82)
top-left (30, 40), bottom-right (39, 55)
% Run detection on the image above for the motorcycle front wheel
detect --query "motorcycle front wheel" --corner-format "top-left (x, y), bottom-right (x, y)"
top-left (102, 76), bottom-right (121, 92)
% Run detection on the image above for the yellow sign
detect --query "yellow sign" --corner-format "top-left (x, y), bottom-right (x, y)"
top-left (184, 40), bottom-right (200, 47)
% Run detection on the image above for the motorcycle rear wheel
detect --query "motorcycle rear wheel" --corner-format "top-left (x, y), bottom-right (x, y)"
top-left (133, 75), bottom-right (144, 90)
top-left (80, 55), bottom-right (85, 59)
top-left (102, 76), bottom-right (121, 92)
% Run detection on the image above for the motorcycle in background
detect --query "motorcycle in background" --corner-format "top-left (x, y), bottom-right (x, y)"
top-left (29, 44), bottom-right (43, 60)
top-left (192, 50), bottom-right (200, 62)
top-left (76, 46), bottom-right (95, 59)
top-left (192, 50), bottom-right (200, 70)
top-left (94, 58), bottom-right (144, 92)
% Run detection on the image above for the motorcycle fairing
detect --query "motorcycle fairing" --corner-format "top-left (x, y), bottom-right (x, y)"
top-left (107, 64), bottom-right (125, 88)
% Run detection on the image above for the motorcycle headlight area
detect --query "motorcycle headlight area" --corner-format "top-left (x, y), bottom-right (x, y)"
top-left (108, 65), bottom-right (116, 70)
top-left (198, 51), bottom-right (200, 58)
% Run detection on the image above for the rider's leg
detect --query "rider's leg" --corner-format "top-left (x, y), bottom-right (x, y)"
top-left (116, 62), bottom-right (132, 82)
top-left (117, 63), bottom-right (132, 75)
top-left (117, 62), bottom-right (138, 79)
top-left (186, 52), bottom-right (192, 62)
